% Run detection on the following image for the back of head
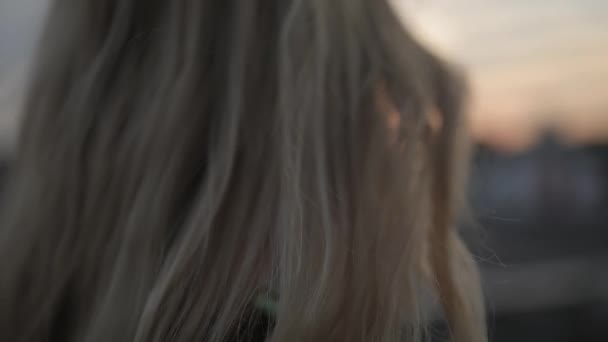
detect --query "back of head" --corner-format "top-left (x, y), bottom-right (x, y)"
top-left (0, 0), bottom-right (486, 341)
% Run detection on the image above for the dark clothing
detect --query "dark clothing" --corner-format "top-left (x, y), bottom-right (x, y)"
top-left (226, 311), bottom-right (272, 342)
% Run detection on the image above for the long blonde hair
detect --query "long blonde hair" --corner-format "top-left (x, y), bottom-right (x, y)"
top-left (0, 0), bottom-right (485, 341)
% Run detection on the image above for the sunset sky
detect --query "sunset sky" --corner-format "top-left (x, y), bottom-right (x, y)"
top-left (394, 0), bottom-right (608, 149)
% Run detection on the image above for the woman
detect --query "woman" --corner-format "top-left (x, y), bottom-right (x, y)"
top-left (0, 0), bottom-right (486, 341)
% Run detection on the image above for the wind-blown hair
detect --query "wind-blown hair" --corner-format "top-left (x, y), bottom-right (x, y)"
top-left (0, 0), bottom-right (486, 341)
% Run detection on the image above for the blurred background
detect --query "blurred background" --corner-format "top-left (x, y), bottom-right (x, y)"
top-left (1, 0), bottom-right (607, 341)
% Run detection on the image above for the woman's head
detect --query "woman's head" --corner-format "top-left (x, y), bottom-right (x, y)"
top-left (0, 0), bottom-right (485, 341)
